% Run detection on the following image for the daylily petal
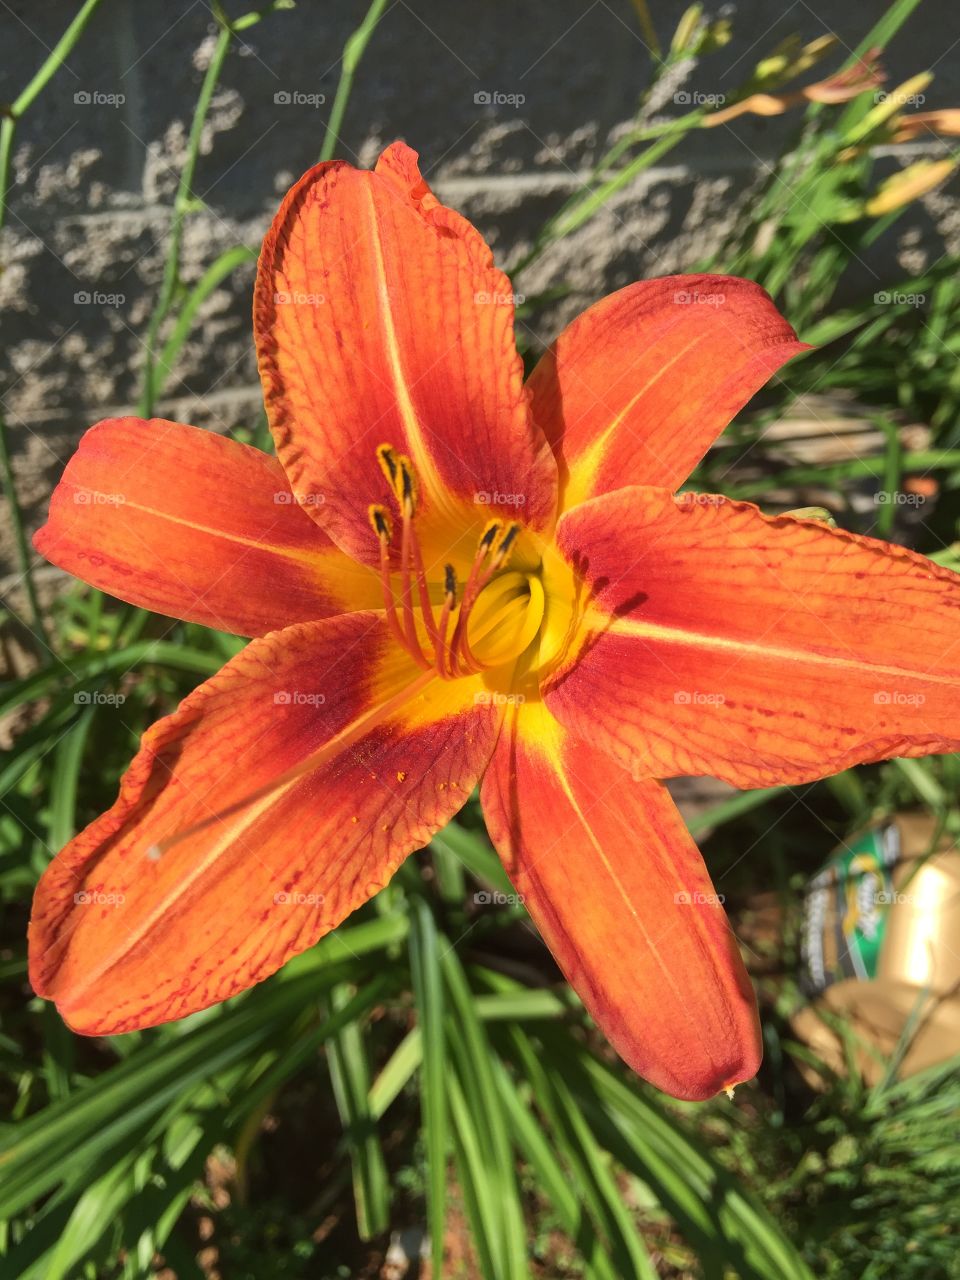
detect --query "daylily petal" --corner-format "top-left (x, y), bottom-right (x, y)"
top-left (527, 276), bottom-right (809, 510)
top-left (544, 486), bottom-right (960, 788)
top-left (890, 109), bottom-right (960, 143)
top-left (255, 141), bottom-right (557, 567)
top-left (34, 418), bottom-right (381, 636)
top-left (481, 699), bottom-right (760, 1100)
top-left (29, 612), bottom-right (498, 1033)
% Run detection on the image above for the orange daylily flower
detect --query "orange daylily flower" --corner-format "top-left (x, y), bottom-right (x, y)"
top-left (29, 142), bottom-right (960, 1101)
top-left (704, 49), bottom-right (884, 127)
top-left (865, 157), bottom-right (958, 216)
top-left (890, 108), bottom-right (960, 143)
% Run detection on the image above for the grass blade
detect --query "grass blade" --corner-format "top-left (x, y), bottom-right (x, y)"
top-left (326, 984), bottom-right (391, 1239)
top-left (408, 898), bottom-right (447, 1275)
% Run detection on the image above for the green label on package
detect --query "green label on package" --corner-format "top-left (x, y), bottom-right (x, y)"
top-left (801, 825), bottom-right (901, 993)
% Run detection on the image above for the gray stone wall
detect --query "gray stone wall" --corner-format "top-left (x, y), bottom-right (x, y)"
top-left (2, 0), bottom-right (959, 578)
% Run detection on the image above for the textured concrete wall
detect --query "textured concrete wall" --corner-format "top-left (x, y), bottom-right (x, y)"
top-left (2, 0), bottom-right (959, 578)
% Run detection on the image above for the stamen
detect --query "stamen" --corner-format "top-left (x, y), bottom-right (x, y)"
top-left (448, 526), bottom-right (499, 676)
top-left (376, 444), bottom-right (399, 492)
top-left (491, 522), bottom-right (521, 569)
top-left (410, 522), bottom-right (441, 654)
top-left (368, 503), bottom-right (392, 543)
top-left (397, 454), bottom-right (417, 514)
top-left (451, 523), bottom-right (521, 674)
top-left (479, 520), bottom-right (501, 553)
top-left (435, 564), bottom-right (457, 679)
top-left (454, 622), bottom-right (483, 675)
top-left (368, 448), bottom-right (528, 681)
top-left (399, 496), bottom-right (432, 670)
top-left (371, 503), bottom-right (409, 653)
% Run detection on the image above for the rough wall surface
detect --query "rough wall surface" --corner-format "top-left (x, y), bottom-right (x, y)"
top-left (2, 0), bottom-right (959, 575)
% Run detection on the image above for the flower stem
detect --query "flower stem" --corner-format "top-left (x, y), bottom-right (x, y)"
top-left (0, 0), bottom-right (104, 649)
top-left (137, 19), bottom-right (233, 417)
top-left (319, 0), bottom-right (392, 163)
top-left (138, 1), bottom-right (294, 417)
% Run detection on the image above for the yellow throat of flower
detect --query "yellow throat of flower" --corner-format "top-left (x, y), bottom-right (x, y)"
top-left (368, 445), bottom-right (576, 683)
top-left (467, 571), bottom-right (546, 667)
